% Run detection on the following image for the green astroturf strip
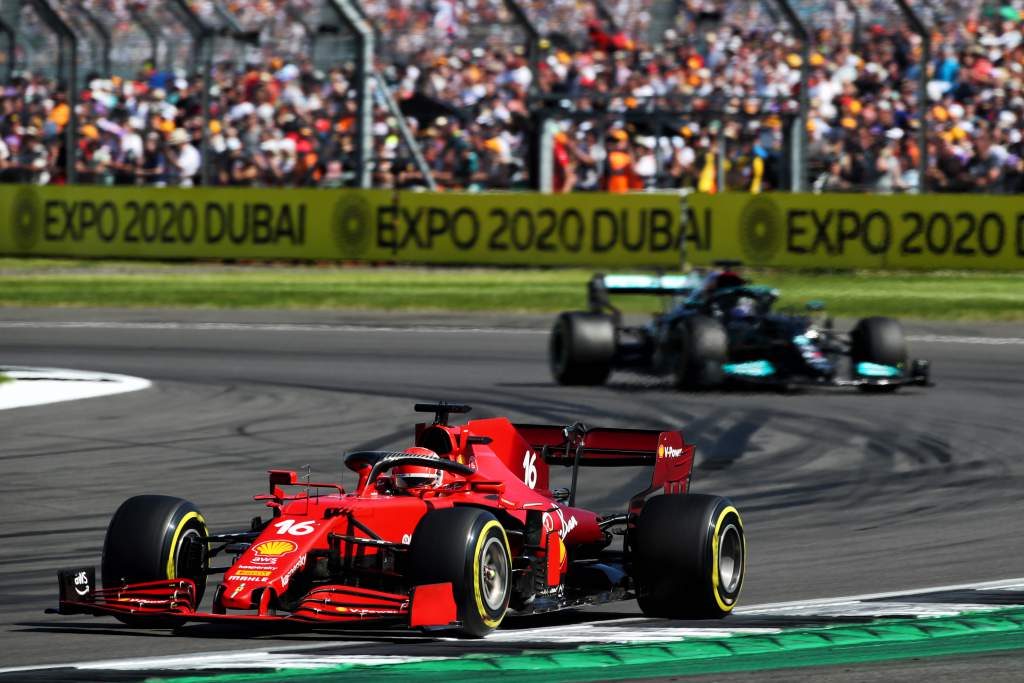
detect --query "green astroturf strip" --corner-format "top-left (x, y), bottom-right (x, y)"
top-left (151, 608), bottom-right (1024, 683)
top-left (0, 262), bottom-right (1022, 319)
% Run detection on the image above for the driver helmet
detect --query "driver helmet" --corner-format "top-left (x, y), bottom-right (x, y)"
top-left (702, 271), bottom-right (745, 299)
top-left (730, 296), bottom-right (757, 321)
top-left (714, 272), bottom-right (746, 291)
top-left (393, 447), bottom-right (443, 490)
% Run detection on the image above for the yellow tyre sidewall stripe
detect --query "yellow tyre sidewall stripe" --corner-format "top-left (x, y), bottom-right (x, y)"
top-left (166, 511), bottom-right (207, 580)
top-left (472, 519), bottom-right (511, 628)
top-left (710, 505), bottom-right (744, 613)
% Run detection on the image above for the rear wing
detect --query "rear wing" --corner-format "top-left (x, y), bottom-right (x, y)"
top-left (514, 423), bottom-right (694, 511)
top-left (588, 273), bottom-right (699, 313)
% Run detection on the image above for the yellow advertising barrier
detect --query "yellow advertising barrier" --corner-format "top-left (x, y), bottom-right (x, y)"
top-left (686, 193), bottom-right (1024, 270)
top-left (0, 185), bottom-right (682, 267)
top-left (0, 185), bottom-right (382, 261)
top-left (388, 192), bottom-right (680, 266)
top-left (3, 185), bottom-right (1021, 269)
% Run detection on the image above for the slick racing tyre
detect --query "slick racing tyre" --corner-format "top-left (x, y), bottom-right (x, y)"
top-left (632, 494), bottom-right (745, 618)
top-left (851, 316), bottom-right (907, 392)
top-left (409, 507), bottom-right (511, 637)
top-left (101, 495), bottom-right (209, 626)
top-left (674, 316), bottom-right (727, 389)
top-left (549, 312), bottom-right (615, 386)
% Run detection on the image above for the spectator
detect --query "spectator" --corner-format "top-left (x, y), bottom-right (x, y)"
top-left (552, 131), bottom-right (575, 192)
top-left (165, 128), bottom-right (201, 187)
top-left (604, 129), bottom-right (639, 192)
top-left (137, 133), bottom-right (168, 186)
top-left (2, 0), bottom-right (1023, 194)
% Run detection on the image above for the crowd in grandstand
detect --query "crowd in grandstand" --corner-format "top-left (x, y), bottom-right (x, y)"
top-left (0, 0), bottom-right (1022, 193)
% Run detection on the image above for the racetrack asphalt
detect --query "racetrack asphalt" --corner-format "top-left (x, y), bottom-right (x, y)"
top-left (0, 308), bottom-right (1022, 680)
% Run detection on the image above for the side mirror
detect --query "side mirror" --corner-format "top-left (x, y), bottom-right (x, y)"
top-left (268, 470), bottom-right (298, 487)
top-left (806, 300), bottom-right (826, 312)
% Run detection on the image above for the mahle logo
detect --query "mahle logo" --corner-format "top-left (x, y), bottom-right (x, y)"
top-left (10, 187), bottom-right (42, 251)
top-left (332, 195), bottom-right (372, 258)
top-left (738, 196), bottom-right (783, 263)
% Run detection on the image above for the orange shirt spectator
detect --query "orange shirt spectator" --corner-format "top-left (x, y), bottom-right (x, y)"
top-left (604, 130), bottom-right (638, 193)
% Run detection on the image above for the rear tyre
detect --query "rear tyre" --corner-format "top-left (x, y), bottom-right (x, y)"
top-left (674, 316), bottom-right (727, 389)
top-left (851, 316), bottom-right (907, 392)
top-left (409, 507), bottom-right (511, 637)
top-left (549, 312), bottom-right (615, 385)
top-left (101, 495), bottom-right (209, 627)
top-left (632, 494), bottom-right (745, 618)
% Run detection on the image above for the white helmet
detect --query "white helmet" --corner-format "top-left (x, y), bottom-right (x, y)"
top-left (393, 447), bottom-right (443, 490)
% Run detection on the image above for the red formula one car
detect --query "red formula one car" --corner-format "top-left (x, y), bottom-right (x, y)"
top-left (55, 403), bottom-right (746, 636)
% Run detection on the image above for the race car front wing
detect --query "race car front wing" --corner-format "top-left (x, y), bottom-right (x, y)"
top-left (52, 567), bottom-right (459, 630)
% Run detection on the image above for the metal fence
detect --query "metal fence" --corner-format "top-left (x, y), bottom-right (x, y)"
top-left (0, 0), bottom-right (1017, 194)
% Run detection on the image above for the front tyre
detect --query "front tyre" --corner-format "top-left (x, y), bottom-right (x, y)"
top-left (851, 316), bottom-right (907, 392)
top-left (549, 312), bottom-right (615, 386)
top-left (409, 507), bottom-right (511, 637)
top-left (632, 494), bottom-right (745, 618)
top-left (101, 495), bottom-right (209, 626)
top-left (674, 316), bottom-right (727, 389)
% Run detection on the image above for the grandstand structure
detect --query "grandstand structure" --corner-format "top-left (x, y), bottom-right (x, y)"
top-left (0, 0), bottom-right (1021, 194)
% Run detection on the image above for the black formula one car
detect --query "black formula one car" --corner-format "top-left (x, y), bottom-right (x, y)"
top-left (550, 263), bottom-right (931, 391)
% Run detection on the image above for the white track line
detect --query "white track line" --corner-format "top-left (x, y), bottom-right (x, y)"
top-left (0, 643), bottom-right (411, 675)
top-left (4, 576), bottom-right (1022, 675)
top-left (0, 320), bottom-right (1021, 345)
top-left (486, 624), bottom-right (782, 643)
top-left (906, 334), bottom-right (1024, 346)
top-left (77, 653), bottom-right (446, 672)
top-left (0, 321), bottom-right (543, 335)
top-left (0, 366), bottom-right (151, 410)
top-left (735, 575), bottom-right (1024, 612)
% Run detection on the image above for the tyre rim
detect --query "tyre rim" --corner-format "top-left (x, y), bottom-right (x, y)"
top-left (718, 523), bottom-right (743, 595)
top-left (550, 328), bottom-right (566, 373)
top-left (176, 527), bottom-right (203, 581)
top-left (479, 536), bottom-right (509, 611)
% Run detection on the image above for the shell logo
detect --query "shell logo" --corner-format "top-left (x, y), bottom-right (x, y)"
top-left (252, 540), bottom-right (297, 556)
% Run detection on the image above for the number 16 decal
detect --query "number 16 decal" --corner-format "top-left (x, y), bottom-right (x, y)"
top-left (273, 519), bottom-right (315, 536)
top-left (522, 450), bottom-right (538, 489)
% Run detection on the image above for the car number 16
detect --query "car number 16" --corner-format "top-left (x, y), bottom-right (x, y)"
top-left (273, 519), bottom-right (316, 536)
top-left (522, 450), bottom-right (538, 489)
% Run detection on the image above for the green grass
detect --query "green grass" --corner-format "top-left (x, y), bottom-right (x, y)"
top-left (0, 259), bottom-right (1022, 320)
top-left (0, 373), bottom-right (11, 385)
top-left (0, 257), bottom-right (181, 270)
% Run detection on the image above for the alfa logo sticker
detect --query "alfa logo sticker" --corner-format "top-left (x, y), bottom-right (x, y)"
top-left (252, 540), bottom-right (297, 556)
top-left (738, 196), bottom-right (783, 263)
